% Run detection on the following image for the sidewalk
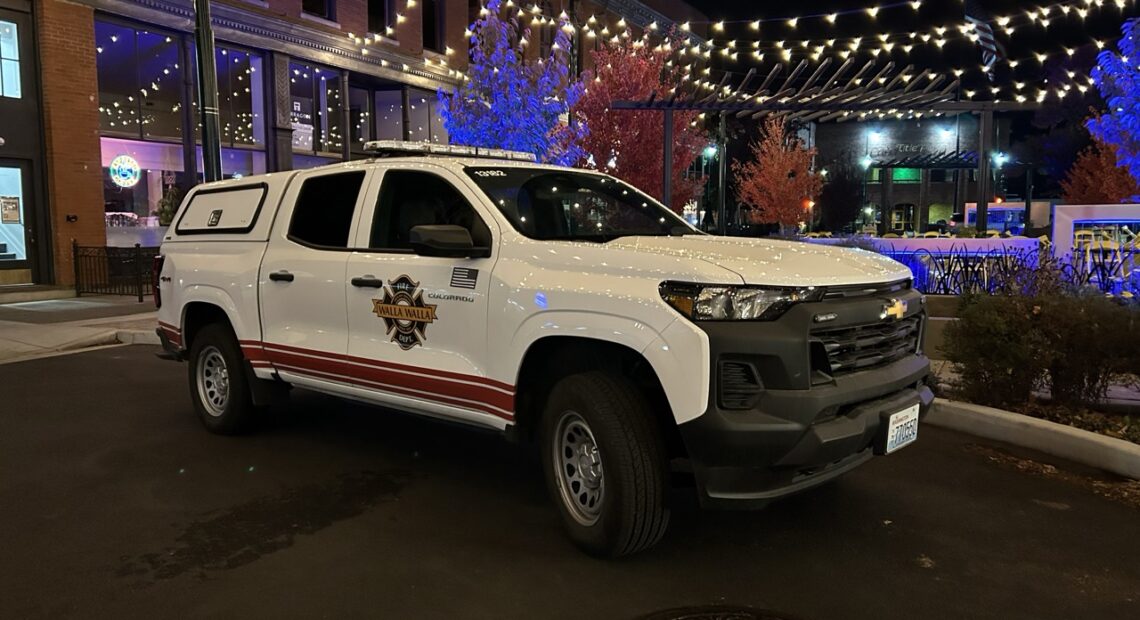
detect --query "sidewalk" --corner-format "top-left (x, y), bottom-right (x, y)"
top-left (0, 296), bottom-right (160, 364)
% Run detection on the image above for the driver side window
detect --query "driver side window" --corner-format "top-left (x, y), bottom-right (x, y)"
top-left (369, 169), bottom-right (491, 251)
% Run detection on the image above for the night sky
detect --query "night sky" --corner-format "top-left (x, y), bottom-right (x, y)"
top-left (681, 0), bottom-right (1138, 96)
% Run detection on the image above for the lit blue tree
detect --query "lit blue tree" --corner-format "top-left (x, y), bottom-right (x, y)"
top-left (1088, 18), bottom-right (1140, 186)
top-left (438, 1), bottom-right (585, 165)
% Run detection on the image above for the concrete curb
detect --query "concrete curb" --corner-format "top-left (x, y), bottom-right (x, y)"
top-left (926, 400), bottom-right (1140, 480)
top-left (115, 329), bottom-right (161, 346)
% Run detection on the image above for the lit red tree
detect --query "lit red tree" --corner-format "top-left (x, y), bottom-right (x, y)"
top-left (732, 116), bottom-right (823, 233)
top-left (572, 35), bottom-right (707, 212)
top-left (1060, 137), bottom-right (1140, 203)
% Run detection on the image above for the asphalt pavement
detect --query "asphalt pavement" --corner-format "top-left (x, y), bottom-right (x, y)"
top-left (1, 345), bottom-right (1138, 620)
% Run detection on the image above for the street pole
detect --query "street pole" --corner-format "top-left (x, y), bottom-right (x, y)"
top-left (193, 0), bottom-right (223, 182)
top-left (662, 109), bottom-right (673, 210)
top-left (1024, 165), bottom-right (1034, 234)
top-left (717, 113), bottom-right (727, 235)
top-left (975, 109), bottom-right (994, 233)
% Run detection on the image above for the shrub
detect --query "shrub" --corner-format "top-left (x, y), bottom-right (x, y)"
top-left (1036, 293), bottom-right (1136, 405)
top-left (944, 289), bottom-right (1138, 408)
top-left (942, 294), bottom-right (1050, 407)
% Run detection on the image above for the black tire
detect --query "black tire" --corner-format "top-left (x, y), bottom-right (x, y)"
top-left (187, 323), bottom-right (258, 435)
top-left (540, 371), bottom-right (670, 557)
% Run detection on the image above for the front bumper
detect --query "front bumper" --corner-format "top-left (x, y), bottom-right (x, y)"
top-left (677, 287), bottom-right (932, 509)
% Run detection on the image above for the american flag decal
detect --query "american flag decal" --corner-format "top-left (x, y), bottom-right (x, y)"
top-left (450, 267), bottom-right (479, 289)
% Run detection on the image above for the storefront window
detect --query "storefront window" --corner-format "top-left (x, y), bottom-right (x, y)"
top-left (290, 61), bottom-right (343, 155)
top-left (95, 21), bottom-right (184, 141)
top-left (407, 88), bottom-right (447, 144)
top-left (0, 20), bottom-right (21, 99)
top-left (216, 48), bottom-right (265, 147)
top-left (100, 137), bottom-right (191, 246)
top-left (373, 89), bottom-right (403, 141)
top-left (190, 44), bottom-right (267, 149)
top-left (349, 87), bottom-right (371, 152)
top-left (195, 147), bottom-right (267, 180)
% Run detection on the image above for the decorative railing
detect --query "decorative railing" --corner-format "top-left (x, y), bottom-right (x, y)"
top-left (807, 237), bottom-right (1139, 297)
top-left (72, 242), bottom-right (161, 302)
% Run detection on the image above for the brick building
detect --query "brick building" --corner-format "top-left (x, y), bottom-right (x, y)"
top-left (1, 0), bottom-right (703, 287)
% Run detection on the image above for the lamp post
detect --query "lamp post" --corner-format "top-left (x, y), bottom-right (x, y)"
top-left (193, 0), bottom-right (222, 182)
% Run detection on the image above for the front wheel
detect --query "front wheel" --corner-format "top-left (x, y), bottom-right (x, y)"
top-left (540, 372), bottom-right (670, 557)
top-left (187, 323), bottom-right (258, 434)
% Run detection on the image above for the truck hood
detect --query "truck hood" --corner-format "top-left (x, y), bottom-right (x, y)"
top-left (603, 235), bottom-right (911, 287)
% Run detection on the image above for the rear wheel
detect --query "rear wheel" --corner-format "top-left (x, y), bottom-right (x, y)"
top-left (540, 371), bottom-right (670, 557)
top-left (188, 323), bottom-right (258, 434)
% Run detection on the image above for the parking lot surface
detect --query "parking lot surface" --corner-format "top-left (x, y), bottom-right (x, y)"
top-left (2, 346), bottom-right (1137, 619)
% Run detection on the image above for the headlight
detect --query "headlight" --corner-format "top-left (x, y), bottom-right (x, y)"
top-left (660, 282), bottom-right (823, 321)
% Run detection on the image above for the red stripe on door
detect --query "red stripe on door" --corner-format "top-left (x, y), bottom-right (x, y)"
top-left (262, 348), bottom-right (515, 414)
top-left (271, 362), bottom-right (514, 421)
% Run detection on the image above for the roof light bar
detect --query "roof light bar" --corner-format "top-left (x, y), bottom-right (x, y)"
top-left (362, 140), bottom-right (536, 162)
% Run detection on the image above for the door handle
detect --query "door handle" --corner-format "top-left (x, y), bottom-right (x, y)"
top-left (351, 275), bottom-right (384, 288)
top-left (268, 270), bottom-right (294, 282)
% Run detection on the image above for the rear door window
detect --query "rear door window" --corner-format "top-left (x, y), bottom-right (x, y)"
top-left (288, 171), bottom-right (367, 249)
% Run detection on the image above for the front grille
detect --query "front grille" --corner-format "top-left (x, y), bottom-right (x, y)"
top-left (813, 316), bottom-right (922, 376)
top-left (719, 361), bottom-right (762, 409)
top-left (823, 279), bottom-right (911, 300)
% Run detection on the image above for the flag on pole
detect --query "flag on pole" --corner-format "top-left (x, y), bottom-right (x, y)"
top-left (965, 0), bottom-right (1006, 82)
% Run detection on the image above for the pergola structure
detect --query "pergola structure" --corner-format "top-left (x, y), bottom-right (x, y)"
top-left (612, 58), bottom-right (1038, 233)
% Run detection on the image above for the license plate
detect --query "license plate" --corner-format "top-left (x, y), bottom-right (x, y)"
top-left (884, 404), bottom-right (920, 454)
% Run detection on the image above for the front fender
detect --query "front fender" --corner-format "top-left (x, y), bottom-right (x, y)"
top-left (503, 311), bottom-right (710, 425)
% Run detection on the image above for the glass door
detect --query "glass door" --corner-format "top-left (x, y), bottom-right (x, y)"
top-left (0, 159), bottom-right (33, 281)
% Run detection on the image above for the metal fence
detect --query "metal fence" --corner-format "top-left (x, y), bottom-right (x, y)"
top-left (73, 242), bottom-right (160, 302)
top-left (883, 246), bottom-right (1139, 296)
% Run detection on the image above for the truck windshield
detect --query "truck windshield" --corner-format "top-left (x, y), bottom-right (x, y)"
top-left (464, 166), bottom-right (696, 241)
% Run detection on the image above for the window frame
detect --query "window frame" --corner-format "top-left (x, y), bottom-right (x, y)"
top-left (288, 60), bottom-right (345, 158)
top-left (209, 43), bottom-right (269, 150)
top-left (354, 165), bottom-right (496, 255)
top-left (421, 0), bottom-right (445, 53)
top-left (285, 168), bottom-right (370, 251)
top-left (367, 0), bottom-right (398, 35)
top-left (93, 16), bottom-right (188, 141)
top-left (301, 0), bottom-right (337, 22)
top-left (0, 19), bottom-right (22, 99)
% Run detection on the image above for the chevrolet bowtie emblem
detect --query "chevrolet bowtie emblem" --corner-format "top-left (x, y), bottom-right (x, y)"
top-left (881, 298), bottom-right (908, 321)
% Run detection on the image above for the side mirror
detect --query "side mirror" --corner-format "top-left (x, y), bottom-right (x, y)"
top-left (408, 225), bottom-right (490, 258)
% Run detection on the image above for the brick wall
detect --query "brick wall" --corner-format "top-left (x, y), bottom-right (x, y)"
top-left (36, 0), bottom-right (105, 285)
top-left (335, 0), bottom-right (367, 37)
top-left (443, 0), bottom-right (469, 70)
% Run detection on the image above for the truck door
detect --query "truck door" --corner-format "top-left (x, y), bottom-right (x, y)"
top-left (257, 168), bottom-right (370, 388)
top-left (344, 165), bottom-right (511, 428)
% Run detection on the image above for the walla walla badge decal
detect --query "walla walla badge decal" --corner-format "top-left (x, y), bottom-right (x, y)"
top-left (372, 275), bottom-right (438, 350)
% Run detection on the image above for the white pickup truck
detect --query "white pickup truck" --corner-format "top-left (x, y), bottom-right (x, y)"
top-left (155, 141), bottom-right (931, 557)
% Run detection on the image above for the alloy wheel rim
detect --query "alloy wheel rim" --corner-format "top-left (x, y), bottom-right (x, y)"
top-left (196, 346), bottom-right (230, 417)
top-left (553, 411), bottom-right (605, 526)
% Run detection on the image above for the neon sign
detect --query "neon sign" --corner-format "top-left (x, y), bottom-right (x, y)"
top-left (109, 155), bottom-right (141, 188)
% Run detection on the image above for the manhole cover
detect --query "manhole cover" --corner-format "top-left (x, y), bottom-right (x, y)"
top-left (640, 606), bottom-right (805, 620)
